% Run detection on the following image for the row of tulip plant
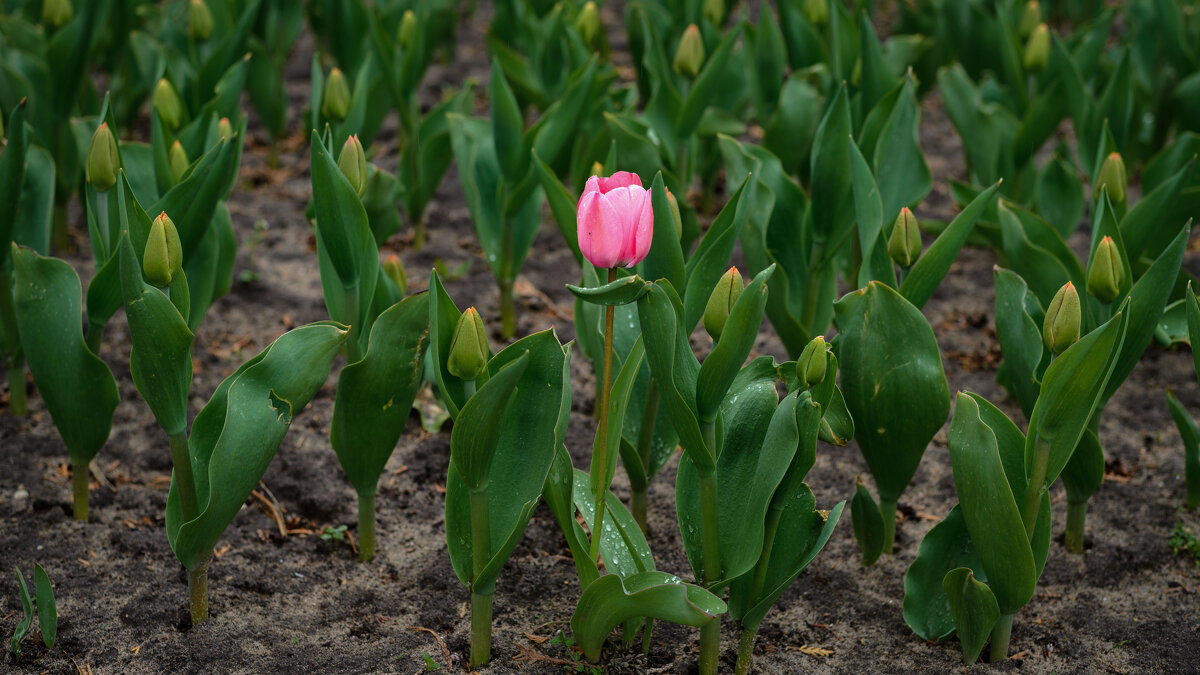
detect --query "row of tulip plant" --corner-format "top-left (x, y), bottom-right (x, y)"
top-left (3, 0), bottom-right (1198, 672)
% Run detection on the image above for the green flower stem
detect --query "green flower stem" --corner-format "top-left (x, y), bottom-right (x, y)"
top-left (85, 319), bottom-right (105, 356)
top-left (412, 216), bottom-right (427, 251)
top-left (72, 461), bottom-right (89, 522)
top-left (52, 200), bottom-right (70, 253)
top-left (498, 278), bottom-right (515, 340)
top-left (169, 431), bottom-right (199, 524)
top-left (734, 625), bottom-right (758, 675)
top-left (189, 558), bottom-right (210, 625)
top-left (699, 616), bottom-right (721, 675)
top-left (343, 285), bottom-right (362, 364)
top-left (357, 490), bottom-right (377, 562)
top-left (880, 498), bottom-right (897, 556)
top-left (469, 489), bottom-right (492, 666)
top-left (588, 268), bottom-right (618, 563)
top-left (988, 613), bottom-right (1014, 662)
top-left (1064, 499), bottom-right (1088, 554)
top-left (631, 382), bottom-right (660, 534)
top-left (697, 418), bottom-right (722, 675)
top-left (0, 267), bottom-right (26, 416)
top-left (1021, 437), bottom-right (1051, 538)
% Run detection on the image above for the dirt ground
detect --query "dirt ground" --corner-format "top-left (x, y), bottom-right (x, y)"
top-left (2, 5), bottom-right (1198, 674)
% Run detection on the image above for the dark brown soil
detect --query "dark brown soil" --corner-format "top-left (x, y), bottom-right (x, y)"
top-left (3, 5), bottom-right (1199, 674)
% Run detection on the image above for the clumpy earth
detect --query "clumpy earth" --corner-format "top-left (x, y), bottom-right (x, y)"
top-left (2, 5), bottom-right (1198, 674)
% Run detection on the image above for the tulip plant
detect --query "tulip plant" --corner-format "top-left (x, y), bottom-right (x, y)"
top-left (1167, 283), bottom-right (1200, 511)
top-left (9, 564), bottom-right (55, 663)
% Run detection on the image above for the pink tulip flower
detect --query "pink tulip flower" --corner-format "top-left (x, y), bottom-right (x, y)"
top-left (576, 171), bottom-right (653, 269)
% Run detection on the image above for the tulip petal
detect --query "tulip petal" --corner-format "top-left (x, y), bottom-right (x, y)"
top-left (598, 171), bottom-right (642, 192)
top-left (629, 186), bottom-right (654, 266)
top-left (578, 176), bottom-right (601, 208)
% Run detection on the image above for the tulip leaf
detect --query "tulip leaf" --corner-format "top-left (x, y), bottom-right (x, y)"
top-left (818, 386), bottom-right (855, 446)
top-left (445, 330), bottom-right (567, 594)
top-left (695, 265), bottom-right (774, 423)
top-left (118, 233), bottom-right (193, 437)
top-left (567, 274), bottom-right (652, 306)
top-left (166, 323), bottom-right (349, 570)
top-left (0, 101), bottom-right (28, 265)
top-left (947, 394), bottom-right (1036, 614)
top-left (450, 353), bottom-right (529, 493)
top-left (942, 567), bottom-right (999, 665)
top-left (998, 203), bottom-right (1074, 310)
top-left (14, 145), bottom-right (53, 257)
top-left (311, 130), bottom-right (372, 290)
top-left (809, 83), bottom-right (853, 248)
top-left (10, 566), bottom-right (33, 661)
top-left (33, 564), bottom-right (55, 649)
top-left (571, 572), bottom-right (726, 663)
top-left (677, 25), bottom-right (743, 140)
top-left (12, 246), bottom-right (119, 470)
top-left (545, 446), bottom-right (601, 589)
top-left (532, 149), bottom-right (582, 264)
top-left (682, 177), bottom-right (749, 332)
top-left (641, 173), bottom-right (685, 293)
top-left (851, 478), bottom-right (885, 566)
top-left (1061, 428), bottom-right (1105, 509)
top-left (1189, 283), bottom-right (1200, 384)
top-left (152, 137), bottom-right (240, 266)
top-left (331, 293), bottom-right (430, 498)
top-left (1166, 391), bottom-right (1200, 510)
top-left (591, 338), bottom-right (645, 496)
top-left (834, 282), bottom-right (949, 503)
top-left (903, 506), bottom-right (983, 642)
top-left (1121, 160), bottom-right (1194, 262)
top-left (572, 469), bottom-right (655, 580)
top-left (489, 61), bottom-right (526, 179)
top-left (993, 267), bottom-right (1045, 419)
top-left (427, 269), bottom-right (478, 418)
top-left (873, 77), bottom-right (931, 222)
top-left (900, 182), bottom-right (999, 309)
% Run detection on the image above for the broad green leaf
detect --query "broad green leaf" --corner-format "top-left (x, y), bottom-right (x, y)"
top-left (572, 469), bottom-right (655, 580)
top-left (331, 293), bottom-right (430, 497)
top-left (12, 145), bottom-right (54, 256)
top-left (809, 83), bottom-right (853, 247)
top-left (427, 269), bottom-right (474, 418)
top-left (998, 202), bottom-right (1074, 309)
top-left (873, 77), bottom-right (931, 221)
top-left (450, 353), bottom-right (529, 492)
top-left (641, 173), bottom-right (685, 293)
top-left (571, 572), bottom-right (726, 662)
top-left (947, 394), bottom-right (1036, 614)
top-left (310, 130), bottom-right (369, 289)
top-left (1120, 159), bottom-right (1193, 262)
top-left (591, 339), bottom-right (646, 494)
top-left (1155, 299), bottom-right (1189, 347)
top-left (900, 182), bottom-right (999, 309)
top-left (0, 101), bottom-right (28, 265)
top-left (33, 564), bottom-right (55, 649)
top-left (902, 506), bottom-right (984, 642)
top-left (152, 137), bottom-right (240, 265)
top-left (851, 478), bottom-right (885, 566)
top-left (1036, 154), bottom-right (1084, 239)
top-left (567, 274), bottom-right (651, 306)
top-left (12, 246), bottom-right (119, 468)
top-left (993, 267), bottom-right (1045, 418)
top-left (682, 177), bottom-right (749, 332)
top-left (545, 445), bottom-right (601, 588)
top-left (858, 12), bottom-right (900, 119)
top-left (489, 60), bottom-right (526, 179)
top-left (1167, 391), bottom-right (1200, 510)
top-left (849, 137), bottom-right (897, 289)
top-left (695, 266), bottom-right (773, 422)
top-left (532, 149), bottom-right (582, 263)
top-left (834, 282), bottom-right (949, 502)
top-left (942, 567), bottom-right (999, 665)
top-left (1190, 284), bottom-right (1200, 381)
top-left (167, 323), bottom-right (349, 570)
top-left (1060, 428), bottom-right (1105, 507)
top-left (677, 25), bottom-right (743, 139)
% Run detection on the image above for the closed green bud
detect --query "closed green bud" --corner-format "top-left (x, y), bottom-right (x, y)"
top-left (86, 122), bottom-right (119, 192)
top-left (590, 161), bottom-right (605, 177)
top-left (338, 134), bottom-right (367, 196)
top-left (1095, 152), bottom-right (1126, 205)
top-left (217, 117), bottom-right (233, 142)
top-left (703, 0), bottom-right (725, 26)
top-left (1086, 236), bottom-right (1123, 303)
top-left (42, 0), bottom-right (72, 28)
top-left (803, 0), bottom-right (828, 25)
top-left (398, 10), bottom-right (417, 49)
top-left (673, 24), bottom-right (705, 79)
top-left (1043, 281), bottom-right (1080, 354)
top-left (383, 254), bottom-right (407, 296)
top-left (144, 212), bottom-right (184, 287)
top-left (1023, 23), bottom-right (1051, 72)
top-left (189, 0), bottom-right (214, 41)
top-left (447, 307), bottom-right (488, 381)
top-left (887, 207), bottom-right (921, 268)
top-left (703, 267), bottom-right (743, 341)
top-left (574, 2), bottom-right (602, 51)
top-left (168, 140), bottom-right (189, 183)
top-left (322, 68), bottom-right (351, 121)
top-left (665, 188), bottom-right (683, 240)
top-left (797, 336), bottom-right (828, 387)
top-left (153, 78), bottom-right (184, 131)
top-left (1018, 0), bottom-right (1041, 38)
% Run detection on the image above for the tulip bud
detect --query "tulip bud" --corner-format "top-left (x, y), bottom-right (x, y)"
top-left (398, 10), bottom-right (417, 49)
top-left (168, 141), bottom-right (189, 183)
top-left (1095, 152), bottom-right (1126, 205)
top-left (1018, 0), bottom-right (1041, 38)
top-left (216, 117), bottom-right (233, 142)
top-left (665, 188), bottom-right (683, 240)
top-left (590, 161), bottom-right (605, 177)
top-left (1043, 282), bottom-right (1080, 355)
top-left (447, 307), bottom-right (488, 381)
top-left (86, 122), bottom-right (119, 192)
top-left (797, 336), bottom-right (829, 387)
top-left (153, 79), bottom-right (184, 131)
top-left (673, 25), bottom-right (705, 79)
top-left (574, 2), bottom-right (602, 51)
top-left (1023, 23), bottom-right (1050, 72)
top-left (1086, 236), bottom-right (1123, 303)
top-left (42, 0), bottom-right (72, 28)
top-left (189, 0), bottom-right (214, 41)
top-left (383, 254), bottom-right (407, 296)
top-left (338, 134), bottom-right (367, 196)
top-left (887, 207), bottom-right (921, 268)
top-left (803, 0), bottom-right (828, 25)
top-left (703, 267), bottom-right (743, 341)
top-left (703, 0), bottom-right (724, 26)
top-left (322, 68), bottom-right (351, 121)
top-left (144, 212), bottom-right (184, 287)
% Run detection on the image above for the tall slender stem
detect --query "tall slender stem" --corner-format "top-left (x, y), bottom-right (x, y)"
top-left (734, 626), bottom-right (758, 675)
top-left (72, 461), bottom-right (90, 522)
top-left (85, 319), bottom-right (105, 356)
top-left (169, 432), bottom-right (198, 523)
top-left (498, 278), bottom-right (515, 340)
top-left (880, 499), bottom-right (898, 556)
top-left (734, 506), bottom-right (784, 675)
top-left (588, 269), bottom-right (617, 563)
top-left (1021, 437), bottom-right (1051, 538)
top-left (469, 489), bottom-right (492, 666)
top-left (698, 462), bottom-right (722, 675)
top-left (343, 286), bottom-right (362, 364)
top-left (1064, 500), bottom-right (1087, 554)
top-left (988, 613), bottom-right (1014, 662)
top-left (189, 558), bottom-right (209, 625)
top-left (632, 382), bottom-right (660, 534)
top-left (0, 267), bottom-right (26, 416)
top-left (799, 244), bottom-right (826, 338)
top-left (357, 490), bottom-right (377, 562)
